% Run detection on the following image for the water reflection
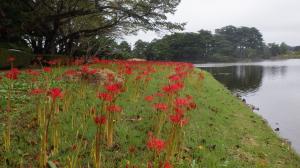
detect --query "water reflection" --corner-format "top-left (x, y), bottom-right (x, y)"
top-left (198, 59), bottom-right (300, 154)
top-left (204, 66), bottom-right (263, 95)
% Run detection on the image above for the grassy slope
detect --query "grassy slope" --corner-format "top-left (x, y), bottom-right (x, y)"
top-left (0, 64), bottom-right (300, 167)
top-left (185, 71), bottom-right (300, 167)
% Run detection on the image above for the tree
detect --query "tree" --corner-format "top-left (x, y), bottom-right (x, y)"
top-left (215, 26), bottom-right (263, 58)
top-left (279, 42), bottom-right (289, 55)
top-left (1, 0), bottom-right (184, 55)
top-left (133, 40), bottom-right (149, 59)
top-left (268, 43), bottom-right (281, 56)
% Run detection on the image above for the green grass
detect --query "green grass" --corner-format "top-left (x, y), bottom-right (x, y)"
top-left (0, 62), bottom-right (299, 167)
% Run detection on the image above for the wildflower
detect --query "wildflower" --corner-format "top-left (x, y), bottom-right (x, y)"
top-left (105, 83), bottom-right (122, 93)
top-left (174, 97), bottom-right (190, 107)
top-left (26, 69), bottom-right (40, 76)
top-left (64, 69), bottom-right (77, 76)
top-left (43, 67), bottom-right (52, 73)
top-left (154, 92), bottom-right (164, 97)
top-left (5, 68), bottom-right (20, 80)
top-left (125, 66), bottom-right (132, 75)
top-left (145, 95), bottom-right (154, 102)
top-left (147, 133), bottom-right (165, 153)
top-left (48, 88), bottom-right (63, 100)
top-left (30, 89), bottom-right (44, 95)
top-left (106, 104), bottom-right (122, 113)
top-left (154, 103), bottom-right (168, 111)
top-left (162, 82), bottom-right (184, 93)
top-left (164, 161), bottom-right (173, 168)
top-left (94, 115), bottom-right (107, 125)
top-left (98, 92), bottom-right (113, 102)
top-left (168, 74), bottom-right (181, 82)
top-left (169, 113), bottom-right (189, 127)
top-left (174, 107), bottom-right (185, 115)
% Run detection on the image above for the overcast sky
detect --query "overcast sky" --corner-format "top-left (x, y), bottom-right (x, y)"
top-left (124, 0), bottom-right (300, 46)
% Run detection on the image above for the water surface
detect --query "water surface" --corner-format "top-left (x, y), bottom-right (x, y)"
top-left (196, 59), bottom-right (300, 153)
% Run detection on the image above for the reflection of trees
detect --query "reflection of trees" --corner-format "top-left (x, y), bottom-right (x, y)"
top-left (264, 66), bottom-right (287, 78)
top-left (203, 66), bottom-right (263, 93)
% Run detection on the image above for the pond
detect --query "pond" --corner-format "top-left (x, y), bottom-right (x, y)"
top-left (196, 59), bottom-right (300, 153)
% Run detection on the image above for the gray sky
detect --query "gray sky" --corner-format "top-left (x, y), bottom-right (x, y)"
top-left (125, 0), bottom-right (300, 46)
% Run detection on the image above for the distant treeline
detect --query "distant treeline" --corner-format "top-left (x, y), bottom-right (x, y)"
top-left (123, 25), bottom-right (298, 62)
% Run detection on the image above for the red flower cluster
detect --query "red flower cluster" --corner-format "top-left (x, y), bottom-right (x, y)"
top-left (162, 82), bottom-right (184, 94)
top-left (98, 92), bottom-right (113, 102)
top-left (81, 65), bottom-right (97, 75)
top-left (144, 95), bottom-right (154, 102)
top-left (105, 83), bottom-right (123, 94)
top-left (147, 133), bottom-right (165, 153)
top-left (48, 88), bottom-right (63, 100)
top-left (169, 113), bottom-right (189, 127)
top-left (26, 69), bottom-right (40, 76)
top-left (43, 67), bottom-right (52, 73)
top-left (30, 88), bottom-right (44, 95)
top-left (106, 104), bottom-right (122, 113)
top-left (64, 69), bottom-right (78, 76)
top-left (94, 115), bottom-right (107, 125)
top-left (174, 97), bottom-right (190, 107)
top-left (5, 68), bottom-right (20, 80)
top-left (154, 103), bottom-right (168, 112)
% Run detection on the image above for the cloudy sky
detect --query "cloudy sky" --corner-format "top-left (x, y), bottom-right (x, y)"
top-left (125, 0), bottom-right (300, 46)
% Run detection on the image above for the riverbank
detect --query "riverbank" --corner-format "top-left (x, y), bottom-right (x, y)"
top-left (0, 61), bottom-right (299, 167)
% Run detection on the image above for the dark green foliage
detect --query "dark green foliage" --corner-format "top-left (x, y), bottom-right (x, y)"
top-left (140, 25), bottom-right (292, 62)
top-left (0, 0), bottom-right (183, 56)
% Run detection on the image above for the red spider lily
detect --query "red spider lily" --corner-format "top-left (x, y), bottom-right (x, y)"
top-left (164, 161), bottom-right (173, 168)
top-left (154, 103), bottom-right (168, 111)
top-left (174, 97), bottom-right (190, 107)
top-left (124, 66), bottom-right (132, 75)
top-left (43, 67), bottom-right (52, 73)
top-left (144, 95), bottom-right (154, 102)
top-left (106, 104), bottom-right (122, 113)
top-left (154, 92), bottom-right (164, 97)
top-left (94, 115), bottom-right (107, 125)
top-left (147, 133), bottom-right (165, 153)
top-left (168, 74), bottom-right (181, 82)
top-left (48, 88), bottom-right (63, 100)
top-left (174, 107), bottom-right (185, 116)
top-left (169, 113), bottom-right (189, 127)
top-left (162, 82), bottom-right (184, 93)
top-left (30, 89), bottom-right (44, 95)
top-left (26, 69), bottom-right (40, 76)
top-left (7, 55), bottom-right (16, 63)
top-left (105, 83), bottom-right (122, 93)
top-left (5, 68), bottom-right (20, 80)
top-left (64, 69), bottom-right (77, 76)
top-left (81, 65), bottom-right (97, 75)
top-left (98, 92), bottom-right (113, 102)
